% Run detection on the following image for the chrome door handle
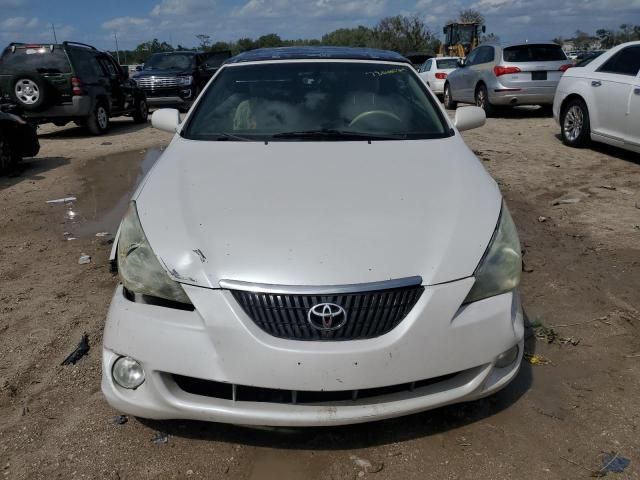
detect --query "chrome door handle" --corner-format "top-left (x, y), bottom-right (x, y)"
top-left (592, 80), bottom-right (602, 87)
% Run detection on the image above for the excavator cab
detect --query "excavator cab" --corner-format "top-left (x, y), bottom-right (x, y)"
top-left (441, 23), bottom-right (486, 58)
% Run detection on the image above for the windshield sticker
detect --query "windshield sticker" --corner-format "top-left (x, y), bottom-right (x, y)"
top-left (365, 68), bottom-right (404, 78)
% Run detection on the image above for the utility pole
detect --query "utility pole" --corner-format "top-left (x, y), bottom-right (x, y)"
top-left (51, 23), bottom-right (58, 44)
top-left (114, 32), bottom-right (120, 64)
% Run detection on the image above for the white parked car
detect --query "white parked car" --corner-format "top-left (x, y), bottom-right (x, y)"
top-left (102, 47), bottom-right (524, 427)
top-left (418, 56), bottom-right (460, 95)
top-left (553, 41), bottom-right (640, 152)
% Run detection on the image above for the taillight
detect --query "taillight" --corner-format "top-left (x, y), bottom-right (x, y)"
top-left (493, 66), bottom-right (521, 77)
top-left (435, 72), bottom-right (448, 80)
top-left (559, 64), bottom-right (573, 72)
top-left (71, 77), bottom-right (85, 96)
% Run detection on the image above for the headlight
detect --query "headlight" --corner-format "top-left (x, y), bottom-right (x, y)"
top-left (464, 202), bottom-right (521, 304)
top-left (176, 75), bottom-right (193, 86)
top-left (117, 201), bottom-right (192, 305)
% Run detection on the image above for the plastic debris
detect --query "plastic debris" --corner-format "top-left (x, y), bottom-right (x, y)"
top-left (78, 254), bottom-right (91, 265)
top-left (67, 237), bottom-right (77, 241)
top-left (552, 197), bottom-right (581, 206)
top-left (111, 415), bottom-right (128, 425)
top-left (152, 431), bottom-right (169, 444)
top-left (61, 334), bottom-right (90, 366)
top-left (95, 232), bottom-right (110, 237)
top-left (596, 452), bottom-right (630, 475)
top-left (524, 353), bottom-right (550, 365)
top-left (537, 216), bottom-right (547, 222)
top-left (46, 197), bottom-right (77, 204)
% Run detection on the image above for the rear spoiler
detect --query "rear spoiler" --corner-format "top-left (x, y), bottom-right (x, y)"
top-left (9, 43), bottom-right (56, 53)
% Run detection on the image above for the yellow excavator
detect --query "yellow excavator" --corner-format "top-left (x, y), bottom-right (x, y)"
top-left (440, 22), bottom-right (485, 57)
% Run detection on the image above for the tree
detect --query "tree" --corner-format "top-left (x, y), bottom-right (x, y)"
top-left (195, 34), bottom-right (211, 50)
top-left (255, 34), bottom-right (283, 48)
top-left (322, 26), bottom-right (374, 47)
top-left (134, 39), bottom-right (173, 62)
top-left (459, 9), bottom-right (485, 25)
top-left (482, 32), bottom-right (500, 43)
top-left (573, 30), bottom-right (590, 50)
top-left (372, 15), bottom-right (439, 54)
top-left (210, 41), bottom-right (231, 52)
top-left (551, 36), bottom-right (564, 45)
top-left (595, 29), bottom-right (614, 48)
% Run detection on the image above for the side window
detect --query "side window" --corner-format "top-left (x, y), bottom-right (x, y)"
top-left (474, 47), bottom-right (494, 65)
top-left (69, 48), bottom-right (103, 79)
top-left (597, 46), bottom-right (640, 76)
top-left (465, 49), bottom-right (479, 66)
top-left (97, 56), bottom-right (117, 76)
top-left (424, 59), bottom-right (432, 72)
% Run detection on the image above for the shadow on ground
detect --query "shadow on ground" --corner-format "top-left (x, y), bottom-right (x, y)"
top-left (38, 120), bottom-right (149, 140)
top-left (140, 315), bottom-right (535, 449)
top-left (552, 134), bottom-right (640, 165)
top-left (0, 156), bottom-right (70, 191)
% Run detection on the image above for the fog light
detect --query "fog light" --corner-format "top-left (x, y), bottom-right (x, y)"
top-left (112, 356), bottom-right (145, 389)
top-left (495, 345), bottom-right (519, 368)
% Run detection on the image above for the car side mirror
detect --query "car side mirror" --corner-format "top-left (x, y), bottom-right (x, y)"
top-left (152, 108), bottom-right (181, 133)
top-left (458, 59), bottom-right (466, 68)
top-left (454, 106), bottom-right (486, 132)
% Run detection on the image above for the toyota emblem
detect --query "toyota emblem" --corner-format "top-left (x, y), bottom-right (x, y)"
top-left (307, 303), bottom-right (347, 331)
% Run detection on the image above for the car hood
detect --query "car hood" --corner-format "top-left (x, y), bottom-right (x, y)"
top-left (133, 69), bottom-right (191, 78)
top-left (135, 137), bottom-right (501, 288)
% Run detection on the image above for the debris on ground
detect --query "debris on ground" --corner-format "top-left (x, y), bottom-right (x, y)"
top-left (152, 432), bottom-right (169, 444)
top-left (46, 197), bottom-right (77, 204)
top-left (111, 415), bottom-right (128, 425)
top-left (598, 185), bottom-right (616, 191)
top-left (593, 452), bottom-right (631, 476)
top-left (95, 232), bottom-right (109, 237)
top-left (552, 197), bottom-right (581, 206)
top-left (61, 335), bottom-right (90, 366)
top-left (533, 325), bottom-right (580, 346)
top-left (537, 216), bottom-right (547, 223)
top-left (78, 254), bottom-right (91, 265)
top-left (524, 353), bottom-right (551, 365)
top-left (350, 455), bottom-right (384, 474)
top-left (101, 142), bottom-right (113, 146)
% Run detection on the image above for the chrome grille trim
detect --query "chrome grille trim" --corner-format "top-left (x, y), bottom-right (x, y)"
top-left (135, 77), bottom-right (178, 88)
top-left (219, 276), bottom-right (422, 295)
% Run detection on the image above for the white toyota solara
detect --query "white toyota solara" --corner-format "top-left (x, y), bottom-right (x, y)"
top-left (102, 47), bottom-right (524, 427)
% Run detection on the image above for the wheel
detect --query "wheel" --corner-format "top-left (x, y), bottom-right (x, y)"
top-left (560, 98), bottom-right (590, 148)
top-left (0, 130), bottom-right (19, 174)
top-left (10, 74), bottom-right (49, 111)
top-left (85, 101), bottom-right (110, 135)
top-left (443, 83), bottom-right (457, 110)
top-left (132, 98), bottom-right (148, 123)
top-left (475, 84), bottom-right (494, 116)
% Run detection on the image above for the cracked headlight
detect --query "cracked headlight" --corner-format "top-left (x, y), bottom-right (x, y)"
top-left (464, 202), bottom-right (521, 304)
top-left (176, 75), bottom-right (193, 86)
top-left (117, 201), bottom-right (192, 305)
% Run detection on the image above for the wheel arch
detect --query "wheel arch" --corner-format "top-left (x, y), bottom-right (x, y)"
top-left (560, 93), bottom-right (588, 117)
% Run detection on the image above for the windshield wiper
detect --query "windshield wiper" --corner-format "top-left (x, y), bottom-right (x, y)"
top-left (214, 132), bottom-right (254, 141)
top-left (270, 129), bottom-right (406, 141)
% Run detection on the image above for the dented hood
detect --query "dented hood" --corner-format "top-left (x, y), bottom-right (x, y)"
top-left (135, 136), bottom-right (501, 288)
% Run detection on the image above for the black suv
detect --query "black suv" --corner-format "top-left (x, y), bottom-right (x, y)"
top-left (0, 42), bottom-right (148, 135)
top-left (132, 50), bottom-right (230, 111)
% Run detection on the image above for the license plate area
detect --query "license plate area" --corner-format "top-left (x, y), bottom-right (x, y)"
top-left (532, 71), bottom-right (547, 81)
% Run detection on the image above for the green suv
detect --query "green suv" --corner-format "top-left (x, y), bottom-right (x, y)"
top-left (0, 42), bottom-right (148, 135)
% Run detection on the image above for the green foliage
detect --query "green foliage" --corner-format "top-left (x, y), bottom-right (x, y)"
top-left (458, 9), bottom-right (485, 25)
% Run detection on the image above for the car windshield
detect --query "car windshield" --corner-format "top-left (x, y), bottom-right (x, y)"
top-left (144, 53), bottom-right (194, 70)
top-left (436, 59), bottom-right (459, 69)
top-left (183, 62), bottom-right (450, 141)
top-left (503, 44), bottom-right (567, 62)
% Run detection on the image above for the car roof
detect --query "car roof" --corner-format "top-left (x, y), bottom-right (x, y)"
top-left (481, 41), bottom-right (563, 49)
top-left (225, 47), bottom-right (412, 65)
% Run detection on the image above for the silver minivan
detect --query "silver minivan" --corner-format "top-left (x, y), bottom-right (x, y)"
top-left (444, 42), bottom-right (573, 115)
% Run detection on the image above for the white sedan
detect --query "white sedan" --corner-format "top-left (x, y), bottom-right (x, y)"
top-left (553, 41), bottom-right (640, 152)
top-left (102, 47), bottom-right (524, 427)
top-left (418, 56), bottom-right (460, 95)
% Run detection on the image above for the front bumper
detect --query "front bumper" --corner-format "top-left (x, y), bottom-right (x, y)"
top-left (102, 281), bottom-right (524, 426)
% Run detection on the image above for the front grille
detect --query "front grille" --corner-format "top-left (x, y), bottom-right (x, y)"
top-left (135, 76), bottom-right (178, 88)
top-left (172, 372), bottom-right (458, 404)
top-left (230, 284), bottom-right (424, 341)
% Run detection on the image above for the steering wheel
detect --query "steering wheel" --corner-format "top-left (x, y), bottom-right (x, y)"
top-left (348, 110), bottom-right (402, 128)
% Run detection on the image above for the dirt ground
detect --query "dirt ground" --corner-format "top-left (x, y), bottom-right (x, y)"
top-left (1, 110), bottom-right (639, 479)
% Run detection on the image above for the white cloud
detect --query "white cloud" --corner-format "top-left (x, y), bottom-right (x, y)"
top-left (151, 0), bottom-right (217, 17)
top-left (102, 16), bottom-right (151, 31)
top-left (1, 16), bottom-right (38, 30)
top-left (233, 0), bottom-right (387, 19)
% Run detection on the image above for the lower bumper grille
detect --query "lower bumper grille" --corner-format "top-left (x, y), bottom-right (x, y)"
top-left (230, 284), bottom-right (424, 341)
top-left (172, 373), bottom-right (458, 405)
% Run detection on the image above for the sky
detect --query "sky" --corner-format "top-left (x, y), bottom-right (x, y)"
top-left (0, 0), bottom-right (639, 51)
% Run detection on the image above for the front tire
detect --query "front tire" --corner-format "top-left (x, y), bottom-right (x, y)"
top-left (86, 101), bottom-right (110, 135)
top-left (132, 98), bottom-right (148, 124)
top-left (560, 98), bottom-right (590, 148)
top-left (443, 83), bottom-right (457, 110)
top-left (475, 84), bottom-right (494, 116)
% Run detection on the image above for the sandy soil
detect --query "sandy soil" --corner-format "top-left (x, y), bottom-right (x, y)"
top-left (1, 112), bottom-right (639, 479)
